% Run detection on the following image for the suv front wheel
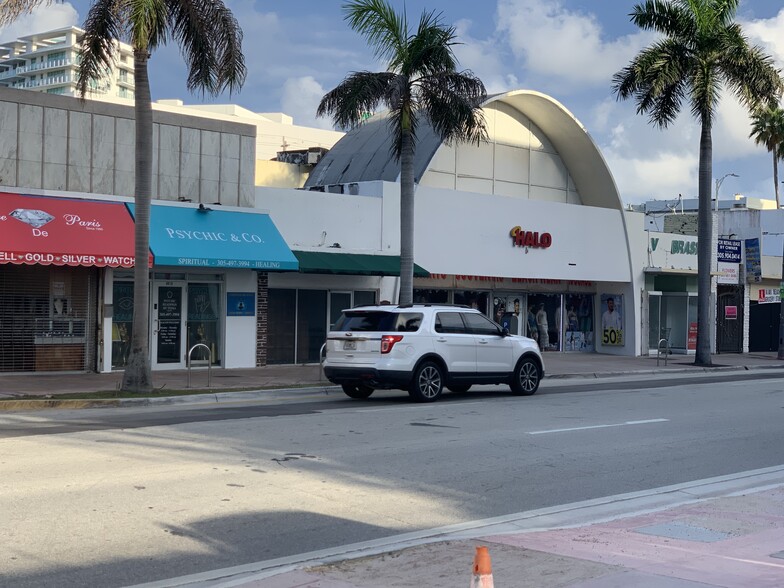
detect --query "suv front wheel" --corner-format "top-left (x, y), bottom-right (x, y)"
top-left (511, 357), bottom-right (541, 396)
top-left (408, 361), bottom-right (443, 402)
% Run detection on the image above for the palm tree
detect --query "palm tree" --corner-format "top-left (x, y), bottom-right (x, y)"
top-left (317, 0), bottom-right (487, 305)
top-left (77, 0), bottom-right (246, 392)
top-left (0, 0), bottom-right (54, 25)
top-left (612, 0), bottom-right (783, 366)
top-left (749, 105), bottom-right (784, 208)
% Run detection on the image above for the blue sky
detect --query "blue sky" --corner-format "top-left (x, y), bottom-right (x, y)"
top-left (4, 0), bottom-right (784, 205)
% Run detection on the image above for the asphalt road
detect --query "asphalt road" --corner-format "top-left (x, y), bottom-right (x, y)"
top-left (1, 372), bottom-right (784, 587)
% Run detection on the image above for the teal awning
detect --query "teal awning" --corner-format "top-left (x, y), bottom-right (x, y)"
top-left (127, 204), bottom-right (298, 270)
top-left (293, 250), bottom-right (429, 277)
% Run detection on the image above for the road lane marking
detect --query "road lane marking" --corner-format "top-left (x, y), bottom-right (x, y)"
top-left (528, 418), bottom-right (669, 435)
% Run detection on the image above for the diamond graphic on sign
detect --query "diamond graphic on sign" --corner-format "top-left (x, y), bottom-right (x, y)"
top-left (9, 208), bottom-right (55, 228)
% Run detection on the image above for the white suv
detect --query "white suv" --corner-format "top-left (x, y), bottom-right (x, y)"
top-left (323, 304), bottom-right (544, 402)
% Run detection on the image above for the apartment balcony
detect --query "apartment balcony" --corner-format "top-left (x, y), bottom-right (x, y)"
top-left (12, 74), bottom-right (74, 89)
top-left (0, 58), bottom-right (75, 80)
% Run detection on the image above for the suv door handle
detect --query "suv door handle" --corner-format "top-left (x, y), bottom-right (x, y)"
top-left (436, 338), bottom-right (447, 342)
top-left (478, 339), bottom-right (489, 344)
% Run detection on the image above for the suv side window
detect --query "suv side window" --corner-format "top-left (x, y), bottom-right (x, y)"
top-left (463, 312), bottom-right (502, 336)
top-left (393, 313), bottom-right (423, 332)
top-left (434, 312), bottom-right (468, 334)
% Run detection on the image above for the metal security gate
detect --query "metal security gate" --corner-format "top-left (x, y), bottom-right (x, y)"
top-left (716, 285), bottom-right (743, 353)
top-left (0, 266), bottom-right (98, 372)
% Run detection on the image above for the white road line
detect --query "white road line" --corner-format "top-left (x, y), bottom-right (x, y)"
top-left (528, 418), bottom-right (669, 435)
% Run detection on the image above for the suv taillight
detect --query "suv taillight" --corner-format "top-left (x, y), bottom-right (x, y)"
top-left (381, 334), bottom-right (404, 354)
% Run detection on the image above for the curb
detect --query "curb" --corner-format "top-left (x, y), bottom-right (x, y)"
top-left (3, 364), bottom-right (784, 411)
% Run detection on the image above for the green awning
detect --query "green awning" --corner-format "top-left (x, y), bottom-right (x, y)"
top-left (293, 250), bottom-right (429, 277)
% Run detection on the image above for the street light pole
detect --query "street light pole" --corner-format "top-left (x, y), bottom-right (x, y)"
top-left (714, 172), bottom-right (739, 212)
top-left (780, 181), bottom-right (784, 359)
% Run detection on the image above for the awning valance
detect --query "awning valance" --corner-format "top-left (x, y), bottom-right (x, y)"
top-left (0, 192), bottom-right (139, 267)
top-left (293, 250), bottom-right (429, 277)
top-left (129, 203), bottom-right (298, 270)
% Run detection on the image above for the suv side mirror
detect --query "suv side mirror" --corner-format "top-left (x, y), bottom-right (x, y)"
top-left (501, 327), bottom-right (510, 337)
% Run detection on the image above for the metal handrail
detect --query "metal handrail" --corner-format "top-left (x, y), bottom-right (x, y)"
top-left (187, 343), bottom-right (212, 388)
top-left (656, 338), bottom-right (670, 366)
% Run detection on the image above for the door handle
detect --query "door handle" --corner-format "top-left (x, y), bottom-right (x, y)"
top-left (478, 339), bottom-right (489, 344)
top-left (436, 338), bottom-right (447, 342)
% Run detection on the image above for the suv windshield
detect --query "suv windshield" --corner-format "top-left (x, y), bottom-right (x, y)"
top-left (333, 311), bottom-right (423, 332)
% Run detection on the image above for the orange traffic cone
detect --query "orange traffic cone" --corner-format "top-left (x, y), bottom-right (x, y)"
top-left (470, 545), bottom-right (494, 588)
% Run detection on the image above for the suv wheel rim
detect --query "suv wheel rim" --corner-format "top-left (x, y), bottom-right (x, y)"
top-left (419, 366), bottom-right (441, 398)
top-left (519, 361), bottom-right (539, 392)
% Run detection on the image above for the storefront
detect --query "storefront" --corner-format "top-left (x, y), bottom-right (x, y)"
top-left (265, 252), bottom-right (429, 364)
top-left (106, 202), bottom-right (298, 371)
top-left (0, 192), bottom-right (138, 372)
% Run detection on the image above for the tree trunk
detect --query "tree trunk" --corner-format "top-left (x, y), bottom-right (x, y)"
top-left (121, 48), bottom-right (154, 393)
top-left (398, 115), bottom-right (415, 306)
top-left (774, 151), bottom-right (780, 209)
top-left (695, 118), bottom-right (713, 366)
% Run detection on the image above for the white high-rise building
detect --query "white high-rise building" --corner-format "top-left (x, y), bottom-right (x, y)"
top-left (0, 26), bottom-right (135, 99)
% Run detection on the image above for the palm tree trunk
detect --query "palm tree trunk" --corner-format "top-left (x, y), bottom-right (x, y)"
top-left (121, 48), bottom-right (154, 393)
top-left (398, 121), bottom-right (415, 306)
top-left (774, 151), bottom-right (780, 209)
top-left (695, 118), bottom-right (713, 366)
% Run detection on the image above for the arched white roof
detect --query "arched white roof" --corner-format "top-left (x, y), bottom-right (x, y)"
top-left (305, 89), bottom-right (623, 211)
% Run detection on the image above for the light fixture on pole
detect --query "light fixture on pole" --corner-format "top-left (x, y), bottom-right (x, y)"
top-left (714, 173), bottom-right (739, 212)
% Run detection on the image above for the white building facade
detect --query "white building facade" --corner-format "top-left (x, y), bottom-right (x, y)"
top-left (0, 26), bottom-right (135, 100)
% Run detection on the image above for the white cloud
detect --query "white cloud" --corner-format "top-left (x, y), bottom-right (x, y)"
top-left (452, 19), bottom-right (518, 95)
top-left (744, 8), bottom-right (784, 69)
top-left (280, 76), bottom-right (333, 130)
top-left (0, 3), bottom-right (79, 41)
top-left (495, 0), bottom-right (653, 90)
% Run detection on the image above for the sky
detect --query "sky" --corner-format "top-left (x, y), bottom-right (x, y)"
top-left (4, 0), bottom-right (784, 206)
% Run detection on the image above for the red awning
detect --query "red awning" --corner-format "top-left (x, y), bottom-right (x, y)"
top-left (0, 192), bottom-right (141, 268)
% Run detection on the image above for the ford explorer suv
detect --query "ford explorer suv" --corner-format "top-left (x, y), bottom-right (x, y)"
top-left (323, 304), bottom-right (544, 402)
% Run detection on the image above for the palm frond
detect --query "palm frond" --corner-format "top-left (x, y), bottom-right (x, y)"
top-left (167, 0), bottom-right (246, 94)
top-left (0, 0), bottom-right (54, 25)
top-left (343, 0), bottom-right (406, 65)
top-left (749, 106), bottom-right (784, 151)
top-left (718, 26), bottom-right (784, 111)
top-left (688, 60), bottom-right (722, 124)
top-left (630, 0), bottom-right (695, 40)
top-left (404, 17), bottom-right (457, 77)
top-left (78, 0), bottom-right (124, 99)
top-left (128, 0), bottom-right (169, 51)
top-left (317, 71), bottom-right (397, 129)
top-left (386, 100), bottom-right (417, 159)
top-left (612, 38), bottom-right (690, 128)
top-left (417, 70), bottom-right (487, 146)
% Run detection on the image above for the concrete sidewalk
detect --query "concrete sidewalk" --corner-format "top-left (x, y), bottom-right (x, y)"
top-left (2, 351), bottom-right (784, 400)
top-left (134, 466), bottom-right (784, 588)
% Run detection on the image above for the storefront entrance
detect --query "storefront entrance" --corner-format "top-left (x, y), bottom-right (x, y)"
top-left (151, 280), bottom-right (222, 368)
top-left (716, 285), bottom-right (743, 353)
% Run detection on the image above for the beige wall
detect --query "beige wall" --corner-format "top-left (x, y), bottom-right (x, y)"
top-left (255, 160), bottom-right (309, 188)
top-left (0, 86), bottom-right (257, 207)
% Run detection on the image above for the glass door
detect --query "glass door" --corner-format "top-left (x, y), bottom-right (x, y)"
top-left (152, 282), bottom-right (186, 368)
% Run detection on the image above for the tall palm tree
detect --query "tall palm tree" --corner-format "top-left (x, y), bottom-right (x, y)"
top-left (317, 0), bottom-right (487, 305)
top-left (78, 0), bottom-right (246, 392)
top-left (612, 0), bottom-right (783, 366)
top-left (749, 105), bottom-right (784, 208)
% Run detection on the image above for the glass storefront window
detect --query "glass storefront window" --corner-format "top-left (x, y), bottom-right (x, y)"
top-left (563, 294), bottom-right (594, 352)
top-left (297, 290), bottom-right (327, 363)
top-left (187, 283), bottom-right (221, 365)
top-left (414, 289), bottom-right (449, 304)
top-left (454, 290), bottom-right (490, 315)
top-left (111, 281), bottom-right (134, 369)
top-left (492, 295), bottom-right (527, 336)
top-left (354, 290), bottom-right (376, 307)
top-left (527, 294), bottom-right (562, 352)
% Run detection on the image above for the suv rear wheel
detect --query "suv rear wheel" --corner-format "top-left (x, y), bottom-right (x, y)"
top-left (341, 384), bottom-right (374, 399)
top-left (511, 357), bottom-right (541, 396)
top-left (408, 361), bottom-right (443, 402)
